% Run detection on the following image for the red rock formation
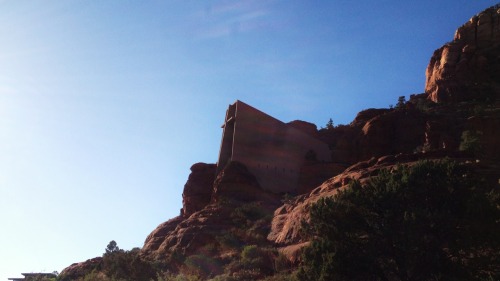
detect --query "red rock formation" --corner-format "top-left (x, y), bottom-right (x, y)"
top-left (59, 257), bottom-right (103, 281)
top-left (144, 5), bottom-right (500, 266)
top-left (455, 6), bottom-right (500, 48)
top-left (181, 163), bottom-right (216, 217)
top-left (319, 108), bottom-right (428, 165)
top-left (464, 113), bottom-right (500, 161)
top-left (141, 216), bottom-right (185, 259)
top-left (298, 162), bottom-right (348, 194)
top-left (138, 5), bottom-right (500, 274)
top-left (142, 205), bottom-right (237, 261)
top-left (359, 109), bottom-right (426, 157)
top-left (142, 161), bottom-right (280, 260)
top-left (267, 153), bottom-right (497, 263)
top-left (352, 108), bottom-right (391, 126)
top-left (425, 5), bottom-right (500, 103)
top-left (287, 120), bottom-right (319, 137)
top-left (60, 5), bottom-right (500, 279)
top-left (269, 156), bottom-right (400, 248)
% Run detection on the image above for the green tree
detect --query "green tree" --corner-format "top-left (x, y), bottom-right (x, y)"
top-left (396, 96), bottom-right (406, 109)
top-left (325, 118), bottom-right (334, 130)
top-left (101, 241), bottom-right (156, 281)
top-left (298, 160), bottom-right (499, 281)
top-left (105, 240), bottom-right (121, 255)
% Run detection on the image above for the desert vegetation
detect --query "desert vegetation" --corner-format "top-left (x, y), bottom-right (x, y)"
top-left (59, 159), bottom-right (499, 281)
top-left (297, 160), bottom-right (499, 281)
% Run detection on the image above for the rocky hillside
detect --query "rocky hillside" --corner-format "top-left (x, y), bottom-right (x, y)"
top-left (60, 5), bottom-right (500, 281)
top-left (270, 4), bottom-right (500, 261)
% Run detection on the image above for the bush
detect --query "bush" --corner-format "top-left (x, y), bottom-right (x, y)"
top-left (240, 245), bottom-right (263, 268)
top-left (157, 272), bottom-right (201, 281)
top-left (459, 130), bottom-right (482, 156)
top-left (221, 245), bottom-right (277, 280)
top-left (298, 160), bottom-right (499, 280)
top-left (216, 232), bottom-right (241, 250)
top-left (395, 96), bottom-right (406, 109)
top-left (229, 202), bottom-right (273, 244)
top-left (260, 272), bottom-right (299, 281)
top-left (273, 252), bottom-right (292, 273)
top-left (231, 203), bottom-right (269, 225)
top-left (183, 254), bottom-right (222, 278)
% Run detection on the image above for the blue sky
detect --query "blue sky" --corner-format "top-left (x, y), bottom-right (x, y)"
top-left (1, 0), bottom-right (498, 279)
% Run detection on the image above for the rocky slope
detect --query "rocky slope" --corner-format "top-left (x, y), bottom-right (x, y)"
top-left (268, 5), bottom-right (500, 261)
top-left (141, 161), bottom-right (281, 261)
top-left (60, 5), bottom-right (500, 280)
top-left (267, 151), bottom-right (500, 263)
top-left (140, 3), bottom-right (500, 267)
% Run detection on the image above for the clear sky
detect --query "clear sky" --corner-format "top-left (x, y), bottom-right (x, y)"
top-left (1, 0), bottom-right (498, 279)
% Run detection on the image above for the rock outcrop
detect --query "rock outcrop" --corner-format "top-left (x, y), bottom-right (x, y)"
top-left (267, 152), bottom-right (498, 263)
top-left (287, 120), bottom-right (319, 137)
top-left (266, 7), bottom-right (500, 264)
top-left (464, 112), bottom-right (500, 161)
top-left (182, 163), bottom-right (217, 217)
top-left (425, 5), bottom-right (500, 103)
top-left (142, 161), bottom-right (280, 261)
top-left (61, 5), bottom-right (500, 279)
top-left (212, 161), bottom-right (279, 204)
top-left (59, 257), bottom-right (103, 281)
top-left (269, 155), bottom-right (416, 248)
top-left (319, 107), bottom-right (428, 165)
top-left (139, 5), bottom-right (500, 264)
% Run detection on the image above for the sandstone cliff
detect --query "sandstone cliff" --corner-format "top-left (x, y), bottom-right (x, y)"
top-left (425, 5), bottom-right (500, 103)
top-left (60, 5), bottom-right (500, 280)
top-left (141, 2), bottom-right (500, 266)
top-left (181, 163), bottom-right (216, 217)
top-left (269, 6), bottom-right (500, 262)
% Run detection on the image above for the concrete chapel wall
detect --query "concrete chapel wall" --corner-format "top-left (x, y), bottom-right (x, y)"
top-left (217, 100), bottom-right (331, 194)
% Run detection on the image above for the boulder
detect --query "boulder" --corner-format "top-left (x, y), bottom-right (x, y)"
top-left (59, 257), bottom-right (103, 281)
top-left (182, 163), bottom-right (216, 217)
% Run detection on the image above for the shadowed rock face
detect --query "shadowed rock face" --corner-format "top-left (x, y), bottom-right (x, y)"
top-left (212, 161), bottom-right (266, 203)
top-left (425, 5), bottom-right (500, 103)
top-left (319, 107), bottom-right (429, 165)
top-left (182, 163), bottom-right (216, 217)
top-left (141, 161), bottom-right (280, 261)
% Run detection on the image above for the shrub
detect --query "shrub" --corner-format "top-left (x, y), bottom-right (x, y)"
top-left (273, 252), bottom-right (292, 273)
top-left (183, 254), bottom-right (222, 278)
top-left (222, 245), bottom-right (277, 280)
top-left (207, 274), bottom-right (237, 281)
top-left (395, 96), bottom-right (406, 109)
top-left (216, 232), bottom-right (241, 250)
top-left (231, 203), bottom-right (269, 225)
top-left (97, 242), bottom-right (156, 281)
top-left (260, 272), bottom-right (299, 281)
top-left (157, 272), bottom-right (201, 281)
top-left (297, 160), bottom-right (499, 280)
top-left (459, 130), bottom-right (482, 156)
top-left (325, 118), bottom-right (334, 130)
top-left (240, 245), bottom-right (263, 268)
